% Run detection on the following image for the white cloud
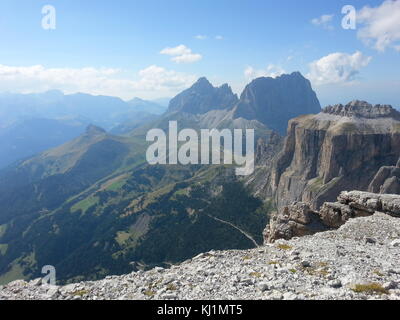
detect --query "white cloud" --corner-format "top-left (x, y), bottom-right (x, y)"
top-left (307, 51), bottom-right (372, 85)
top-left (195, 35), bottom-right (223, 40)
top-left (171, 53), bottom-right (202, 64)
top-left (136, 65), bottom-right (197, 91)
top-left (160, 45), bottom-right (191, 56)
top-left (160, 44), bottom-right (202, 64)
top-left (357, 0), bottom-right (400, 52)
top-left (195, 35), bottom-right (207, 40)
top-left (0, 64), bottom-right (197, 100)
top-left (311, 14), bottom-right (334, 30)
top-left (244, 64), bottom-right (286, 81)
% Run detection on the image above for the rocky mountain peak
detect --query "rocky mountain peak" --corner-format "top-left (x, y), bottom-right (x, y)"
top-left (167, 77), bottom-right (238, 114)
top-left (218, 83), bottom-right (234, 93)
top-left (322, 101), bottom-right (400, 120)
top-left (289, 71), bottom-right (303, 77)
top-left (233, 72), bottom-right (321, 134)
top-left (192, 77), bottom-right (214, 90)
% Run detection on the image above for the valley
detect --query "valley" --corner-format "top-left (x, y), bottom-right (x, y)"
top-left (0, 73), bottom-right (399, 300)
top-left (0, 73), bottom-right (315, 284)
top-left (2, 0), bottom-right (400, 302)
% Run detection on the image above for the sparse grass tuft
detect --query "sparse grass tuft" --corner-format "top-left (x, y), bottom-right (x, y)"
top-left (249, 272), bottom-right (262, 278)
top-left (299, 266), bottom-right (329, 277)
top-left (144, 289), bottom-right (156, 297)
top-left (316, 262), bottom-right (329, 268)
top-left (71, 289), bottom-right (89, 296)
top-left (277, 244), bottom-right (293, 251)
top-left (372, 270), bottom-right (384, 277)
top-left (166, 283), bottom-right (177, 291)
top-left (317, 268), bottom-right (330, 277)
top-left (351, 283), bottom-right (388, 295)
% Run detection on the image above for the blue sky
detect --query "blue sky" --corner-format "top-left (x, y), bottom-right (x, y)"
top-left (0, 0), bottom-right (399, 107)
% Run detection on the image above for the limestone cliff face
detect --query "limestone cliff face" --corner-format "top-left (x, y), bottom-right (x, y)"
top-left (272, 101), bottom-right (400, 209)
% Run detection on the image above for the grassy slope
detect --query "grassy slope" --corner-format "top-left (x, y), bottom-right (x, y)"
top-left (0, 124), bottom-right (273, 284)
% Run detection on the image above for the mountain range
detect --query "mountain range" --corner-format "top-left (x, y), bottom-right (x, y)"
top-left (5, 72), bottom-right (394, 286)
top-left (0, 92), bottom-right (167, 169)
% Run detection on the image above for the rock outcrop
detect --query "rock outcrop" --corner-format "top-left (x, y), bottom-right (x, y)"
top-left (271, 101), bottom-right (400, 209)
top-left (322, 101), bottom-right (400, 120)
top-left (233, 72), bottom-right (321, 135)
top-left (369, 158), bottom-right (400, 194)
top-left (263, 202), bottom-right (329, 243)
top-left (264, 191), bottom-right (400, 243)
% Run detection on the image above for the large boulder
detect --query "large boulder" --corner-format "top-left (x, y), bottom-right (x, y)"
top-left (264, 190), bottom-right (400, 243)
top-left (264, 202), bottom-right (329, 243)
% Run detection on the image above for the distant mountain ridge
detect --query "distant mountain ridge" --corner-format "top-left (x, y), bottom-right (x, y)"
top-left (0, 117), bottom-right (87, 169)
top-left (136, 72), bottom-right (320, 138)
top-left (233, 72), bottom-right (321, 134)
top-left (127, 97), bottom-right (167, 115)
top-left (167, 77), bottom-right (239, 114)
top-left (0, 91), bottom-right (166, 168)
top-left (160, 73), bottom-right (321, 136)
top-left (0, 91), bottom-right (166, 130)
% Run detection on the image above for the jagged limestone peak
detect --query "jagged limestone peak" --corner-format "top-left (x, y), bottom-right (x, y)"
top-left (322, 100), bottom-right (400, 119)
